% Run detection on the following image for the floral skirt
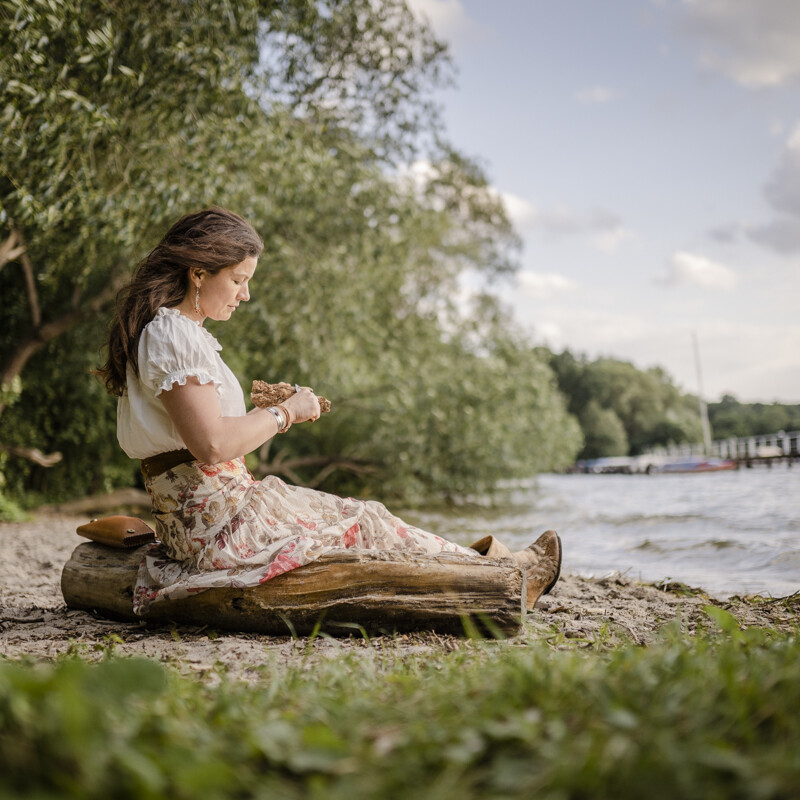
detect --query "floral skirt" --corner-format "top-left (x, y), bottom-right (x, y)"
top-left (133, 458), bottom-right (477, 615)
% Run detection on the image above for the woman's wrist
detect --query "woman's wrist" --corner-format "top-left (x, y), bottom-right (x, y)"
top-left (277, 403), bottom-right (294, 428)
top-left (265, 405), bottom-right (291, 433)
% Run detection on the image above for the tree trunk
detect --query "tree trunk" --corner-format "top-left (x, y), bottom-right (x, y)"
top-left (61, 542), bottom-right (525, 637)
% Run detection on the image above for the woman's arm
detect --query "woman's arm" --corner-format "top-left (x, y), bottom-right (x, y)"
top-left (159, 377), bottom-right (320, 463)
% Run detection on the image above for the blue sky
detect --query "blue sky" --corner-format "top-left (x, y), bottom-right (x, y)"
top-left (408, 0), bottom-right (800, 402)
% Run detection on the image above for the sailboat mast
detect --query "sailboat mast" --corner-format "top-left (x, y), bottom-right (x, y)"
top-left (692, 331), bottom-right (712, 455)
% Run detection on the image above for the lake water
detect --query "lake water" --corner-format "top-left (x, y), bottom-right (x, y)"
top-left (402, 465), bottom-right (800, 600)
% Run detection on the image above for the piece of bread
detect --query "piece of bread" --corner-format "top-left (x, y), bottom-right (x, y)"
top-left (251, 381), bottom-right (331, 413)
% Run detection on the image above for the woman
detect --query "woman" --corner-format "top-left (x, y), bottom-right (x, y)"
top-left (98, 207), bottom-right (561, 615)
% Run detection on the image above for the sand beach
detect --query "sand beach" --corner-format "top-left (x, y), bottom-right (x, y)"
top-left (2, 511), bottom-right (797, 680)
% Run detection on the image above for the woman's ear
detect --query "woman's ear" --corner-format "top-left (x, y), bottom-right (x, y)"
top-left (189, 268), bottom-right (205, 287)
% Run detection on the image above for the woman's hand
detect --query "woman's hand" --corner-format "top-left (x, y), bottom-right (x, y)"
top-left (280, 386), bottom-right (320, 424)
top-left (159, 379), bottom-right (323, 464)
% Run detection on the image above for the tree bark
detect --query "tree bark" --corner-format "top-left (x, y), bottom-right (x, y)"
top-left (61, 542), bottom-right (525, 637)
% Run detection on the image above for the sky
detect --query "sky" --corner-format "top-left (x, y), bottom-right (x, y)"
top-left (406, 0), bottom-right (800, 403)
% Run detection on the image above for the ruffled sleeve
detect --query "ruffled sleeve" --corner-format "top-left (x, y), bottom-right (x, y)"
top-left (139, 308), bottom-right (223, 398)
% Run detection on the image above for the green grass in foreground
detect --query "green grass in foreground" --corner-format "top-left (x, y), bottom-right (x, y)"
top-left (1, 609), bottom-right (799, 799)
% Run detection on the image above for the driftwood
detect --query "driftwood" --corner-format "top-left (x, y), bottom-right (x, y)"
top-left (61, 543), bottom-right (525, 637)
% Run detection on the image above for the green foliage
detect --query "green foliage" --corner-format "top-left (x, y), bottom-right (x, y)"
top-left (0, 486), bottom-right (26, 521)
top-left (0, 0), bottom-right (272, 498)
top-left (2, 624), bottom-right (800, 799)
top-left (579, 399), bottom-right (628, 459)
top-left (258, 0), bottom-right (451, 156)
top-left (0, 324), bottom-right (138, 505)
top-left (547, 354), bottom-right (799, 461)
top-left (547, 350), bottom-right (703, 458)
top-left (708, 395), bottom-right (800, 439)
top-left (248, 291), bottom-right (581, 501)
top-left (0, 451), bottom-right (27, 520)
top-left (1, 0), bottom-right (581, 505)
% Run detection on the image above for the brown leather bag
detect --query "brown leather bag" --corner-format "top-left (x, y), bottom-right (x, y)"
top-left (76, 516), bottom-right (156, 548)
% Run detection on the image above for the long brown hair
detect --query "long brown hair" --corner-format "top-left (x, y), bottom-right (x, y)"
top-left (98, 207), bottom-right (263, 396)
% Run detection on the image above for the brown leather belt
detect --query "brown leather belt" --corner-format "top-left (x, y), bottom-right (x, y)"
top-left (140, 448), bottom-right (195, 480)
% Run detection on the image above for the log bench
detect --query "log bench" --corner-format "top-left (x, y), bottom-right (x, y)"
top-left (61, 543), bottom-right (526, 637)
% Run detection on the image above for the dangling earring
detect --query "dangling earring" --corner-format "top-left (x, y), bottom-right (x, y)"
top-left (194, 285), bottom-right (200, 314)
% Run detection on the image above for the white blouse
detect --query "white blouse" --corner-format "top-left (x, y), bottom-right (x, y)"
top-left (117, 307), bottom-right (246, 459)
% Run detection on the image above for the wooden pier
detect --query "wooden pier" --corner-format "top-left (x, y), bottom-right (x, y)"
top-left (665, 429), bottom-right (800, 468)
top-left (575, 429), bottom-right (799, 474)
top-left (709, 429), bottom-right (799, 468)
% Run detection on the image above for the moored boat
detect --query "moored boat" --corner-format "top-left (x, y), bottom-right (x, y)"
top-left (654, 457), bottom-right (738, 474)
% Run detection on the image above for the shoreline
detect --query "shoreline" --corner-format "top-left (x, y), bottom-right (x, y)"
top-left (1, 512), bottom-right (797, 679)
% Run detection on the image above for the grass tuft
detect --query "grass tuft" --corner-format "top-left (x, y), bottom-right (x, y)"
top-left (1, 622), bottom-right (799, 799)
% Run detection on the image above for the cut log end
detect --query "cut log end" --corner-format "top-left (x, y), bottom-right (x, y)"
top-left (61, 543), bottom-right (525, 637)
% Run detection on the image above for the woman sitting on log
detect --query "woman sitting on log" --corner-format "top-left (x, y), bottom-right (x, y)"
top-left (97, 207), bottom-right (562, 616)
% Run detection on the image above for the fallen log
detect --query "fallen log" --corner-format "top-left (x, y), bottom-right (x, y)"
top-left (61, 543), bottom-right (525, 637)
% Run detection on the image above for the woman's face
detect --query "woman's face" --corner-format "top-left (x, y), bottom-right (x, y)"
top-left (196, 256), bottom-right (258, 322)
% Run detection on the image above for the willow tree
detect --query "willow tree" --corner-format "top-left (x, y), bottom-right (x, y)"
top-left (229, 146), bottom-right (581, 500)
top-left (1, 0), bottom-right (580, 510)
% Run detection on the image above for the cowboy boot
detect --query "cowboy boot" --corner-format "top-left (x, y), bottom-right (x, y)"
top-left (513, 530), bottom-right (562, 610)
top-left (469, 535), bottom-right (514, 560)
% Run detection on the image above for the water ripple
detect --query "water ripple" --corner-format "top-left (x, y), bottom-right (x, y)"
top-left (399, 466), bottom-right (800, 599)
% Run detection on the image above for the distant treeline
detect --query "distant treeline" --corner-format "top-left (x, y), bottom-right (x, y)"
top-left (545, 350), bottom-right (798, 460)
top-left (707, 396), bottom-right (800, 440)
top-left (544, 350), bottom-right (702, 460)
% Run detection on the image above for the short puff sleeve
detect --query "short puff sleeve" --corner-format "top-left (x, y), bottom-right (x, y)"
top-left (139, 308), bottom-right (223, 398)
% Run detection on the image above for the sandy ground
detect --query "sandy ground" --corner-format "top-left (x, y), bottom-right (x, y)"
top-left (1, 512), bottom-right (798, 679)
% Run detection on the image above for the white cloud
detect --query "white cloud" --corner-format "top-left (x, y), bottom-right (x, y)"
top-left (661, 319), bottom-right (800, 401)
top-left (747, 122), bottom-right (800, 253)
top-left (517, 271), bottom-right (579, 300)
top-left (593, 227), bottom-right (633, 253)
top-left (693, 320), bottom-right (800, 400)
top-left (677, 0), bottom-right (800, 88)
top-left (660, 251), bottom-right (739, 291)
top-left (707, 224), bottom-right (741, 244)
top-left (521, 305), bottom-right (655, 357)
top-left (534, 321), bottom-right (565, 347)
top-left (394, 158), bottom-right (451, 211)
top-left (531, 206), bottom-right (620, 238)
top-left (762, 123), bottom-right (800, 217)
top-left (500, 191), bottom-right (538, 231)
top-left (787, 125), bottom-right (800, 151)
top-left (574, 85), bottom-right (620, 105)
top-left (711, 122), bottom-right (800, 254)
top-left (500, 192), bottom-right (630, 252)
top-left (396, 158), bottom-right (436, 186)
top-left (405, 0), bottom-right (479, 48)
top-left (749, 220), bottom-right (800, 254)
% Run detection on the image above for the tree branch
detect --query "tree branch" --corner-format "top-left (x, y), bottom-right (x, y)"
top-left (0, 270), bottom-right (126, 413)
top-left (258, 454), bottom-right (379, 488)
top-left (0, 230), bottom-right (26, 271)
top-left (0, 443), bottom-right (62, 467)
top-left (9, 224), bottom-right (41, 328)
